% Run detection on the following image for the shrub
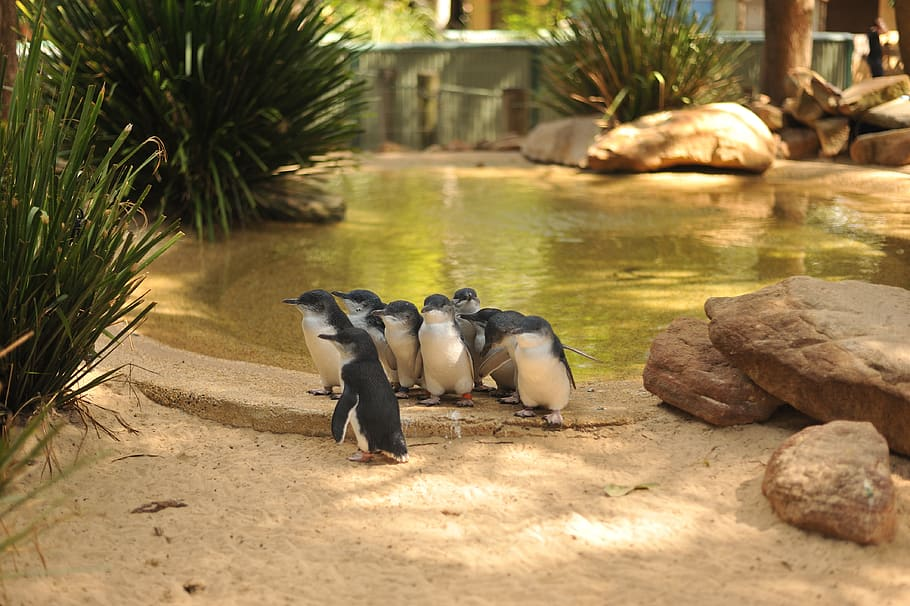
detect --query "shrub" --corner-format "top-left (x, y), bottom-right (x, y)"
top-left (540, 0), bottom-right (746, 123)
top-left (27, 0), bottom-right (368, 238)
top-left (0, 21), bottom-right (181, 420)
top-left (326, 0), bottom-right (439, 42)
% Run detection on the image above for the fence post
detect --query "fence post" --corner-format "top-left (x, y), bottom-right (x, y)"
top-left (417, 72), bottom-right (440, 148)
top-left (378, 68), bottom-right (397, 145)
top-left (502, 88), bottom-right (529, 135)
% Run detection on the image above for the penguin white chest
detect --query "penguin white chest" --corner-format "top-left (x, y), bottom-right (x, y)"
top-left (419, 322), bottom-right (473, 394)
top-left (514, 343), bottom-right (571, 410)
top-left (301, 316), bottom-right (343, 384)
top-left (346, 397), bottom-right (370, 453)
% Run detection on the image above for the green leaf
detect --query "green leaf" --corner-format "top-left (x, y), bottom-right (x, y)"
top-left (604, 483), bottom-right (657, 497)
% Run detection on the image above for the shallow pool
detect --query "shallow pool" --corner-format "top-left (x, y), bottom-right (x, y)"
top-left (140, 155), bottom-right (910, 381)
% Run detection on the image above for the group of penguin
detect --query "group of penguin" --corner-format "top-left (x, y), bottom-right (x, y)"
top-left (282, 287), bottom-right (585, 464)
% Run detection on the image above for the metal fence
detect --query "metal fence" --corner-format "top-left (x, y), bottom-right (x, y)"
top-left (353, 32), bottom-right (856, 151)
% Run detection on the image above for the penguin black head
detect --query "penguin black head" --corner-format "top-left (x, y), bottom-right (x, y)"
top-left (422, 293), bottom-right (454, 313)
top-left (373, 300), bottom-right (421, 325)
top-left (481, 310), bottom-right (526, 356)
top-left (459, 307), bottom-right (502, 324)
top-left (318, 326), bottom-right (379, 361)
top-left (452, 287), bottom-right (480, 314)
top-left (283, 289), bottom-right (337, 313)
top-left (332, 289), bottom-right (384, 314)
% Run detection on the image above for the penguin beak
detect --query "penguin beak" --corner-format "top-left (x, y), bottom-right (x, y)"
top-left (282, 298), bottom-right (299, 305)
top-left (330, 290), bottom-right (348, 299)
top-left (370, 309), bottom-right (386, 318)
top-left (318, 333), bottom-right (339, 342)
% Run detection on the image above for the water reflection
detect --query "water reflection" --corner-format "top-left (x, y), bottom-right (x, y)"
top-left (141, 162), bottom-right (910, 381)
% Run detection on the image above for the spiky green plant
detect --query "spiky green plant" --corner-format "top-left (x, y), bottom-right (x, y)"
top-left (541, 0), bottom-right (746, 123)
top-left (26, 0), bottom-right (368, 238)
top-left (0, 19), bottom-right (181, 420)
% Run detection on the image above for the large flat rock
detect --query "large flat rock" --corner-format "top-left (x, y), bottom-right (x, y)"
top-left (705, 276), bottom-right (910, 454)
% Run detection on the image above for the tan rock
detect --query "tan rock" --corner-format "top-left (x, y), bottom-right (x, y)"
top-left (520, 115), bottom-right (603, 168)
top-left (850, 127), bottom-right (910, 166)
top-left (642, 317), bottom-right (783, 426)
top-left (705, 276), bottom-right (910, 455)
top-left (587, 103), bottom-right (776, 174)
top-left (749, 102), bottom-right (785, 131)
top-left (776, 127), bottom-right (820, 160)
top-left (838, 75), bottom-right (910, 117)
top-left (762, 420), bottom-right (897, 545)
top-left (814, 116), bottom-right (850, 157)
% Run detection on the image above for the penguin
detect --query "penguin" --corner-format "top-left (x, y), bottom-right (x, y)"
top-left (332, 289), bottom-right (398, 385)
top-left (318, 327), bottom-right (408, 463)
top-left (372, 300), bottom-right (423, 399)
top-left (508, 315), bottom-right (575, 427)
top-left (452, 287), bottom-right (486, 391)
top-left (477, 310), bottom-right (525, 404)
top-left (283, 289), bottom-right (353, 398)
top-left (417, 293), bottom-right (475, 407)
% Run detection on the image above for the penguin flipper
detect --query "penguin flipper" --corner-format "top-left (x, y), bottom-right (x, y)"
top-left (331, 387), bottom-right (357, 443)
top-left (563, 343), bottom-right (602, 363)
top-left (478, 346), bottom-right (510, 377)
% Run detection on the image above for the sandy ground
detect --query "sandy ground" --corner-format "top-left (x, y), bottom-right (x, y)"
top-left (2, 371), bottom-right (910, 606)
top-left (4, 154), bottom-right (910, 604)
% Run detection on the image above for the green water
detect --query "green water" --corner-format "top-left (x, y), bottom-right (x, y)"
top-left (143, 161), bottom-right (910, 381)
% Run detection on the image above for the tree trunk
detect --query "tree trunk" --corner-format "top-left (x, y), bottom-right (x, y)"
top-left (895, 0), bottom-right (910, 77)
top-left (0, 0), bottom-right (18, 118)
top-left (762, 0), bottom-right (814, 104)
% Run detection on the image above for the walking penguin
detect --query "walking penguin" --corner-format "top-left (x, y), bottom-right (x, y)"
top-left (319, 327), bottom-right (409, 463)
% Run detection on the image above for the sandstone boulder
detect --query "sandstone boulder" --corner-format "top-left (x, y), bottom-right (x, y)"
top-left (837, 75), bottom-right (910, 117)
top-left (850, 127), bottom-right (910, 166)
top-left (586, 103), bottom-right (776, 174)
top-left (762, 420), bottom-right (896, 545)
top-left (861, 96), bottom-right (910, 130)
top-left (705, 276), bottom-right (910, 455)
top-left (642, 317), bottom-right (783, 425)
top-left (520, 115), bottom-right (602, 168)
top-left (813, 117), bottom-right (850, 157)
top-left (776, 127), bottom-right (820, 160)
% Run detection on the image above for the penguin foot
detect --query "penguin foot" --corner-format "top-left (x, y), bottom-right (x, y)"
top-left (514, 407), bottom-right (537, 418)
top-left (307, 387), bottom-right (335, 397)
top-left (472, 382), bottom-right (493, 392)
top-left (543, 411), bottom-right (564, 427)
top-left (498, 393), bottom-right (521, 405)
top-left (418, 396), bottom-right (441, 406)
top-left (394, 388), bottom-right (410, 400)
top-left (456, 393), bottom-right (474, 407)
top-left (347, 450), bottom-right (374, 463)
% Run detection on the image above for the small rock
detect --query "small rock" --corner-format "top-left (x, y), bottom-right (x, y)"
top-left (850, 127), bottom-right (910, 166)
top-left (749, 102), bottom-right (784, 131)
top-left (814, 116), bottom-right (850, 157)
top-left (642, 317), bottom-right (783, 426)
top-left (776, 127), bottom-right (820, 160)
top-left (860, 95), bottom-right (910, 130)
top-left (520, 115), bottom-right (603, 168)
top-left (762, 420), bottom-right (897, 545)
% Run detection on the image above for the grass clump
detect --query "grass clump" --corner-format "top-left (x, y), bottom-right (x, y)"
top-left (541, 0), bottom-right (746, 123)
top-left (0, 20), bottom-right (181, 424)
top-left (26, 0), bottom-right (368, 238)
